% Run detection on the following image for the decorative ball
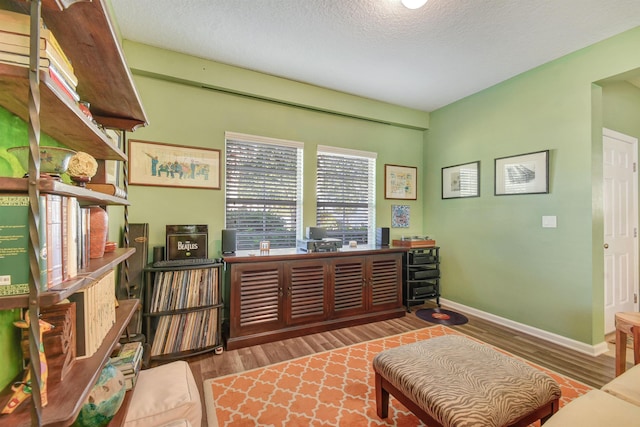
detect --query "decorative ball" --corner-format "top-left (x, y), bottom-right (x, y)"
top-left (72, 362), bottom-right (126, 427)
top-left (67, 151), bottom-right (98, 178)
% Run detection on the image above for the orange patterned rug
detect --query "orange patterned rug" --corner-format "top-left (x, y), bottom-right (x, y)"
top-left (205, 325), bottom-right (592, 426)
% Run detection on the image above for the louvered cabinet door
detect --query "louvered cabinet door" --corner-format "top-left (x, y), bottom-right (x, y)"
top-left (331, 256), bottom-right (367, 318)
top-left (368, 253), bottom-right (403, 312)
top-left (230, 262), bottom-right (285, 337)
top-left (284, 260), bottom-right (329, 326)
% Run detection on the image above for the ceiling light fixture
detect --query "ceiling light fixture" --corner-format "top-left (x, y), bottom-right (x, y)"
top-left (401, 0), bottom-right (428, 9)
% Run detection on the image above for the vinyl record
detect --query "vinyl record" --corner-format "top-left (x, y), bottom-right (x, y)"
top-left (415, 308), bottom-right (469, 326)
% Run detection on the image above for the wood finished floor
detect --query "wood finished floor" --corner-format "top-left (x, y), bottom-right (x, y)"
top-left (185, 302), bottom-right (620, 427)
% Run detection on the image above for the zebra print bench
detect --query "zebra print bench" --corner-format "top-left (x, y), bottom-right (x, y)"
top-left (372, 335), bottom-right (561, 427)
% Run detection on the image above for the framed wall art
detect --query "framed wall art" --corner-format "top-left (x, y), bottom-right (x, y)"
top-left (494, 150), bottom-right (549, 196)
top-left (442, 161), bottom-right (480, 199)
top-left (128, 139), bottom-right (221, 189)
top-left (385, 164), bottom-right (417, 200)
top-left (391, 205), bottom-right (410, 228)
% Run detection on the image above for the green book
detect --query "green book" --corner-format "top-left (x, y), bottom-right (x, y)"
top-left (0, 194), bottom-right (47, 295)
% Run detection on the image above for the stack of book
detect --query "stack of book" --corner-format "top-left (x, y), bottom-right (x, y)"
top-left (110, 341), bottom-right (143, 390)
top-left (68, 270), bottom-right (116, 358)
top-left (0, 9), bottom-right (79, 103)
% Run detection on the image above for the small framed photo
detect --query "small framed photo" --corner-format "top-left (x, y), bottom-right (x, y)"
top-left (128, 139), bottom-right (221, 189)
top-left (385, 164), bottom-right (417, 200)
top-left (442, 161), bottom-right (480, 199)
top-left (495, 150), bottom-right (549, 196)
top-left (391, 205), bottom-right (410, 228)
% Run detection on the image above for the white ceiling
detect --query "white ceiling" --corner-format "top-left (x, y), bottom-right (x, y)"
top-left (109, 0), bottom-right (640, 112)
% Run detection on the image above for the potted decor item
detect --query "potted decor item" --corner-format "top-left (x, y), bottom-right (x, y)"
top-left (7, 146), bottom-right (76, 179)
top-left (89, 206), bottom-right (108, 259)
top-left (72, 361), bottom-right (126, 427)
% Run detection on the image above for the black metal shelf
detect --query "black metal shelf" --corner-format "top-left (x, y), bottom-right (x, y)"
top-left (403, 246), bottom-right (440, 312)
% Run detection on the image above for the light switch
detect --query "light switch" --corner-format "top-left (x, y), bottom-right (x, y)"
top-left (542, 216), bottom-right (557, 228)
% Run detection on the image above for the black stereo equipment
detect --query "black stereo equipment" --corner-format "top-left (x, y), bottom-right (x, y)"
top-left (297, 238), bottom-right (341, 253)
top-left (221, 229), bottom-right (237, 254)
top-left (410, 269), bottom-right (440, 280)
top-left (409, 252), bottom-right (437, 264)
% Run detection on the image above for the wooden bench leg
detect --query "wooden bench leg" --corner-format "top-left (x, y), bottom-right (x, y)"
top-left (632, 325), bottom-right (640, 365)
top-left (375, 372), bottom-right (389, 419)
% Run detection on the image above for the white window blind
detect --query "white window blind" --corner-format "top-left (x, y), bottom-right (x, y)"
top-left (316, 146), bottom-right (376, 244)
top-left (225, 132), bottom-right (303, 250)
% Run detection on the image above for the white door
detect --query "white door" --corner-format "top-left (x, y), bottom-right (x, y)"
top-left (603, 128), bottom-right (639, 333)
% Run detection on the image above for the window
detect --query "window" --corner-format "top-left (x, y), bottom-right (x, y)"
top-left (225, 132), bottom-right (303, 250)
top-left (316, 146), bottom-right (376, 244)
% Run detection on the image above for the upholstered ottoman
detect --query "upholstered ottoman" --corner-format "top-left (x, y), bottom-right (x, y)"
top-left (602, 362), bottom-right (640, 406)
top-left (124, 360), bottom-right (202, 427)
top-left (372, 335), bottom-right (561, 427)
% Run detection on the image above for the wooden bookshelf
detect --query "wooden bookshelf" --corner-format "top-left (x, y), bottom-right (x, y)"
top-left (0, 1), bottom-right (147, 425)
top-left (1, 0), bottom-right (147, 132)
top-left (0, 177), bottom-right (130, 206)
top-left (0, 247), bottom-right (136, 310)
top-left (0, 299), bottom-right (139, 427)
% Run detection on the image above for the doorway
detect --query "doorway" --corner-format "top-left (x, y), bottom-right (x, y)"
top-left (603, 128), bottom-right (639, 333)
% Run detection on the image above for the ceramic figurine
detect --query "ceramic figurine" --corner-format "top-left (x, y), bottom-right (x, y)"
top-left (1, 317), bottom-right (54, 414)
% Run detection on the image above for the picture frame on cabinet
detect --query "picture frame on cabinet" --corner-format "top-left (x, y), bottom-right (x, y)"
top-left (385, 164), bottom-right (417, 200)
top-left (441, 161), bottom-right (480, 199)
top-left (128, 139), bottom-right (221, 189)
top-left (494, 150), bottom-right (549, 195)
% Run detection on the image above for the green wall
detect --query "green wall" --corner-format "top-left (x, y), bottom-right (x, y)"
top-left (424, 26), bottom-right (640, 346)
top-left (0, 309), bottom-right (21, 389)
top-left (121, 41), bottom-right (428, 258)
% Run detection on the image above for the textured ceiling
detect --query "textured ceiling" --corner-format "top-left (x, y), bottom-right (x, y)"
top-left (109, 0), bottom-right (640, 112)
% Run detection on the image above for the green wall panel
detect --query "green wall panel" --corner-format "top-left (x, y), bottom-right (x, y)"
top-left (424, 26), bottom-right (640, 345)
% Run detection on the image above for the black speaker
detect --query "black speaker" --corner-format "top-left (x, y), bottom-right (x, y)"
top-left (376, 227), bottom-right (390, 247)
top-left (222, 229), bottom-right (237, 254)
top-left (153, 246), bottom-right (165, 263)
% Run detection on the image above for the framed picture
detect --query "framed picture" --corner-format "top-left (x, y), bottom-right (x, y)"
top-left (494, 150), bottom-right (549, 196)
top-left (391, 205), bottom-right (410, 228)
top-left (385, 164), bottom-right (417, 200)
top-left (104, 129), bottom-right (122, 186)
top-left (442, 161), bottom-right (480, 199)
top-left (128, 139), bottom-right (221, 189)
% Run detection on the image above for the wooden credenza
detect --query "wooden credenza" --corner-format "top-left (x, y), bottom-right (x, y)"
top-left (224, 247), bottom-right (407, 350)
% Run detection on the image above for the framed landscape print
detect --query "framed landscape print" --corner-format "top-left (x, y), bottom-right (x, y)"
top-left (128, 139), bottom-right (221, 189)
top-left (494, 150), bottom-right (549, 195)
top-left (442, 161), bottom-right (480, 199)
top-left (385, 164), bottom-right (417, 200)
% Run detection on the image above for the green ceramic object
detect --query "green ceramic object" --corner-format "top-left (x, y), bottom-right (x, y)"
top-left (7, 146), bottom-right (76, 175)
top-left (72, 362), bottom-right (126, 427)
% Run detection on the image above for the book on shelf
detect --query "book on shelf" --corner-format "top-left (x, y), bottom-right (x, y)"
top-left (65, 196), bottom-right (78, 280)
top-left (110, 341), bottom-right (143, 389)
top-left (0, 194), bottom-right (46, 295)
top-left (47, 64), bottom-right (80, 103)
top-left (45, 194), bottom-right (63, 288)
top-left (69, 270), bottom-right (116, 358)
top-left (85, 183), bottom-right (127, 199)
top-left (0, 9), bottom-right (77, 84)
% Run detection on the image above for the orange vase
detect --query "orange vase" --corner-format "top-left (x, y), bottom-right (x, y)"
top-left (89, 206), bottom-right (108, 259)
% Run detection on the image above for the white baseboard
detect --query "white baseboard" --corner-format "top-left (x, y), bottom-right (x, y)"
top-left (440, 299), bottom-right (610, 357)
